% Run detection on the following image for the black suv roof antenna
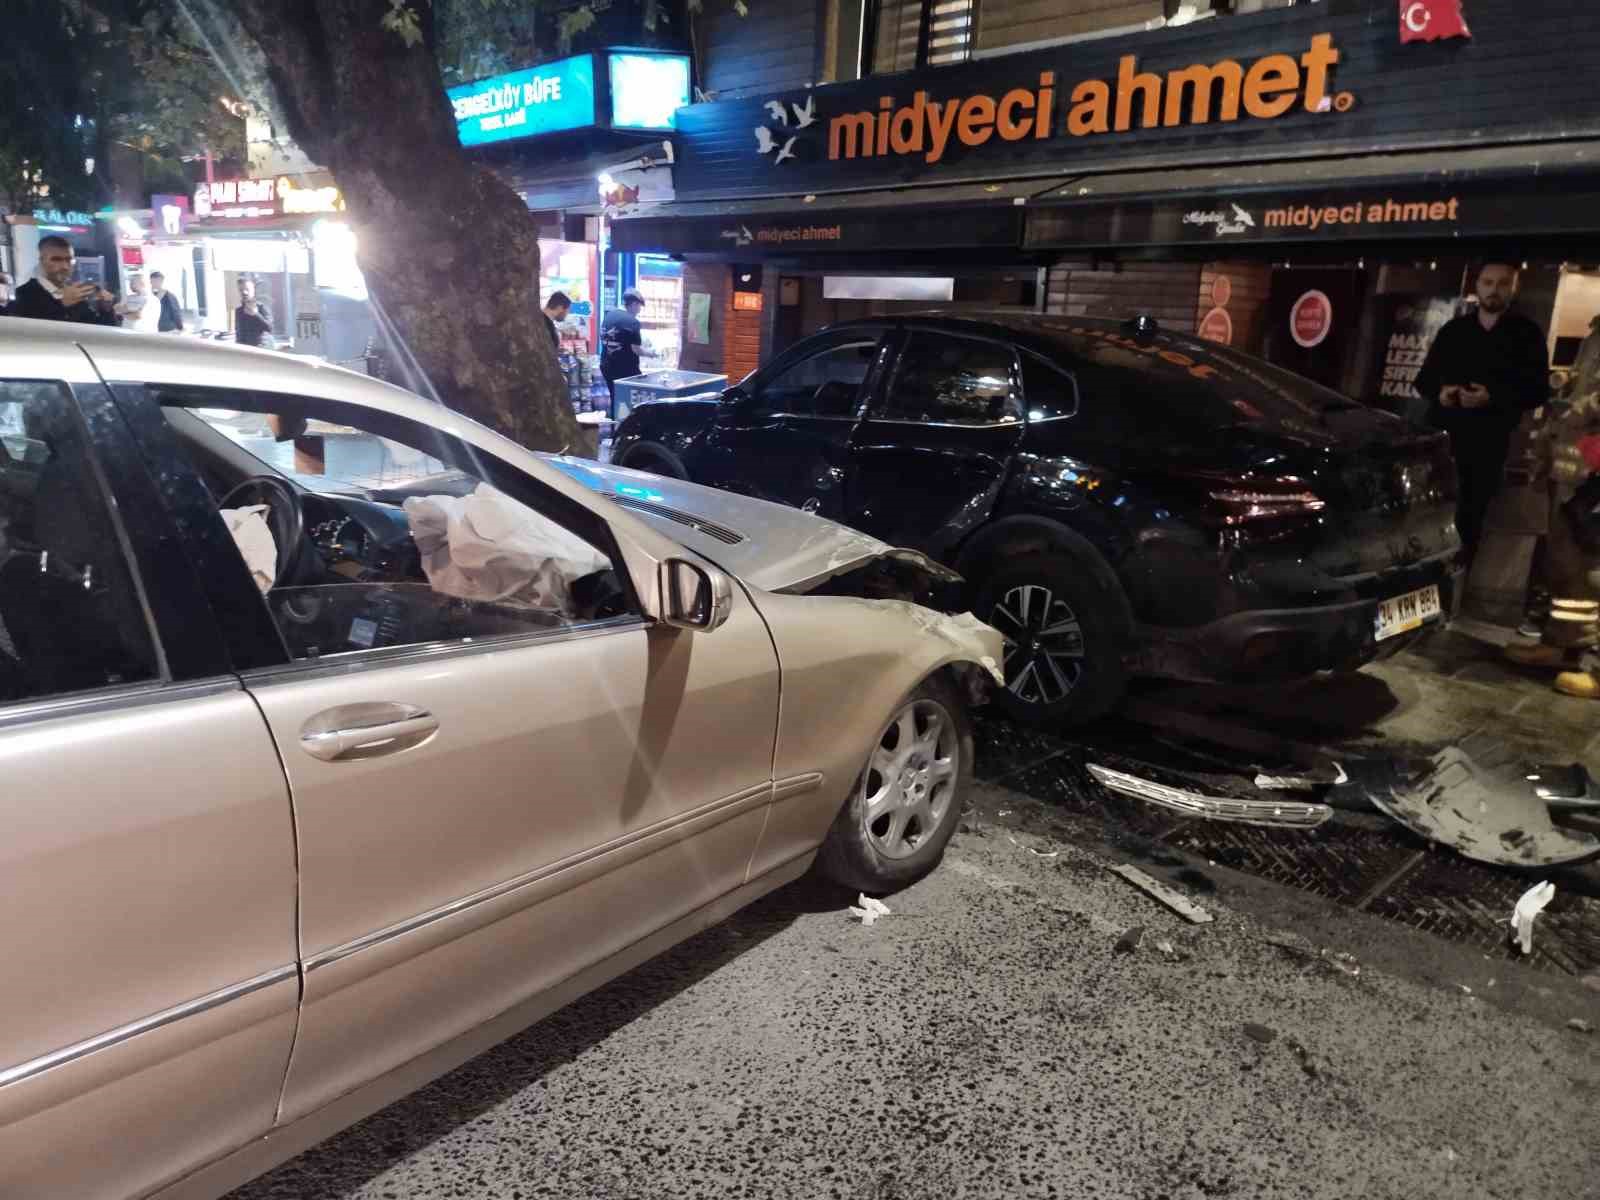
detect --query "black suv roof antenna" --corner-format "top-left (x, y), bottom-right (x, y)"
top-left (1124, 313), bottom-right (1159, 344)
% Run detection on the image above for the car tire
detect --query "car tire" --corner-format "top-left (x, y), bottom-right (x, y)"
top-left (975, 553), bottom-right (1128, 728)
top-left (815, 674), bottom-right (973, 895)
top-left (617, 442), bottom-right (688, 480)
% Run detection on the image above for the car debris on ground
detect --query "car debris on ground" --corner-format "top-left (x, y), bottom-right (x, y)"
top-left (848, 895), bottom-right (891, 926)
top-left (1510, 881), bottom-right (1558, 955)
top-left (1109, 863), bottom-right (1215, 924)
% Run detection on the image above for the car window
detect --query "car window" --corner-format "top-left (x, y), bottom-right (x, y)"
top-left (1020, 354), bottom-right (1079, 421)
top-left (881, 333), bottom-right (1021, 426)
top-left (191, 408), bottom-right (449, 494)
top-left (0, 381), bottom-right (160, 703)
top-left (156, 387), bottom-right (633, 664)
top-left (752, 339), bottom-right (878, 417)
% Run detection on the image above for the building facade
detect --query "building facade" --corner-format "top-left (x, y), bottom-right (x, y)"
top-left (612, 0), bottom-right (1600, 417)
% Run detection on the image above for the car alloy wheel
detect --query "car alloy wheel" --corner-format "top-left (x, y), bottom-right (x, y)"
top-left (859, 698), bottom-right (961, 860)
top-left (991, 584), bottom-right (1085, 706)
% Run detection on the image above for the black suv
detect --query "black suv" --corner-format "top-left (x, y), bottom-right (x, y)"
top-left (611, 314), bottom-right (1463, 726)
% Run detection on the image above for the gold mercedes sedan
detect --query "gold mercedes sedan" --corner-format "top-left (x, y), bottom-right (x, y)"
top-left (0, 321), bottom-right (1001, 1200)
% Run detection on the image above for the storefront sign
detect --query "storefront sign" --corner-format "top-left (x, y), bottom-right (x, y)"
top-left (687, 292), bottom-right (712, 344)
top-left (1290, 290), bottom-right (1333, 348)
top-left (732, 291), bottom-right (764, 312)
top-left (612, 205), bottom-right (1023, 256)
top-left (1027, 174), bottom-right (1600, 249)
top-left (675, 0), bottom-right (1600, 201)
top-left (193, 176), bottom-right (346, 221)
top-left (1400, 0), bottom-right (1471, 44)
top-left (32, 208), bottom-right (94, 231)
top-left (449, 55), bottom-right (596, 147)
top-left (1199, 306), bottom-right (1234, 345)
top-left (151, 193), bottom-right (190, 235)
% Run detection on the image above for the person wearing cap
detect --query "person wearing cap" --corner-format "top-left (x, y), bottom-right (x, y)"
top-left (599, 288), bottom-right (646, 413)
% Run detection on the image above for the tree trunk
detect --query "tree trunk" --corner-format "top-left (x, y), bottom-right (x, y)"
top-left (228, 0), bottom-right (579, 452)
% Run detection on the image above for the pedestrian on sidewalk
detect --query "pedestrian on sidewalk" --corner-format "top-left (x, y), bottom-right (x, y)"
top-left (234, 277), bottom-right (273, 347)
top-left (8, 236), bottom-right (121, 326)
top-left (149, 272), bottom-right (184, 332)
top-left (1416, 262), bottom-right (1549, 563)
top-left (543, 290), bottom-right (572, 351)
top-left (599, 289), bottom-right (645, 415)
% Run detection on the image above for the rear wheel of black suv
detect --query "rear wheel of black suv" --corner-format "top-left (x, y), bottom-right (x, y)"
top-left (976, 554), bottom-right (1128, 728)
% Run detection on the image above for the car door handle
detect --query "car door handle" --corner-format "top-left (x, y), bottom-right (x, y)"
top-left (299, 702), bottom-right (439, 762)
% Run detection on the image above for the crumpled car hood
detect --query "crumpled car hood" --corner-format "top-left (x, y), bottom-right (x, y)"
top-left (542, 456), bottom-right (960, 594)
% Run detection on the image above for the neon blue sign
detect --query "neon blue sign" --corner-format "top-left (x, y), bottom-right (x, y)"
top-left (449, 55), bottom-right (597, 147)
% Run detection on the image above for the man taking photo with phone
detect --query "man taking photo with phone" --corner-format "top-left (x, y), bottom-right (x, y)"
top-left (1416, 262), bottom-right (1549, 562)
top-left (9, 236), bottom-right (121, 326)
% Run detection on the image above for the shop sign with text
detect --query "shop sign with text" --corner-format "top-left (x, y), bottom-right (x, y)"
top-left (194, 176), bottom-right (346, 221)
top-left (675, 0), bottom-right (1600, 201)
top-left (1026, 180), bottom-right (1600, 249)
top-left (611, 206), bottom-right (1022, 256)
top-left (449, 55), bottom-right (596, 147)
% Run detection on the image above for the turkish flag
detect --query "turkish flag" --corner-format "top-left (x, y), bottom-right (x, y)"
top-left (1400, 0), bottom-right (1471, 43)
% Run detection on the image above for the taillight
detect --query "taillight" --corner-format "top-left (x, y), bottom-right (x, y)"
top-left (1185, 472), bottom-right (1326, 526)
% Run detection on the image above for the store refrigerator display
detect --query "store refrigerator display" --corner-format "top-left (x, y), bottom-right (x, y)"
top-left (635, 254), bottom-right (683, 373)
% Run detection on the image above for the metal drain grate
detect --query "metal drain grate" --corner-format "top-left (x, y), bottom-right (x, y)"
top-left (974, 721), bottom-right (1600, 978)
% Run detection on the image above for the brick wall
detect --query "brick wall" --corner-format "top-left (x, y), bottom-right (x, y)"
top-left (1045, 260), bottom-right (1203, 333)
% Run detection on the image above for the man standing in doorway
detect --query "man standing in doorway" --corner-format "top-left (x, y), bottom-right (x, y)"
top-left (149, 272), bottom-right (184, 332)
top-left (9, 235), bottom-right (121, 325)
top-left (1416, 262), bottom-right (1549, 561)
top-left (542, 290), bottom-right (572, 351)
top-left (600, 288), bottom-right (646, 415)
top-left (234, 277), bottom-right (273, 347)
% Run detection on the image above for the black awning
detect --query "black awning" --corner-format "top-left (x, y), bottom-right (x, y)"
top-left (608, 178), bottom-right (1045, 256)
top-left (1026, 140), bottom-right (1600, 250)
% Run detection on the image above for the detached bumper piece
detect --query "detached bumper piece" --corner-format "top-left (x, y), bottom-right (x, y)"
top-left (1087, 763), bottom-right (1334, 829)
top-left (1349, 743), bottom-right (1600, 869)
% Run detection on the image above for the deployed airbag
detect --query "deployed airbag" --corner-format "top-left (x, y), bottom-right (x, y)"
top-left (220, 505), bottom-right (277, 594)
top-left (403, 484), bottom-right (609, 613)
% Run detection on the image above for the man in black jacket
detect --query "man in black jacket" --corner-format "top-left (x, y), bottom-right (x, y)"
top-left (1416, 262), bottom-right (1550, 560)
top-left (149, 271), bottom-right (183, 331)
top-left (8, 236), bottom-right (121, 326)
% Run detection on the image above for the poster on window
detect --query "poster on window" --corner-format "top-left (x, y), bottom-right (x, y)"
top-left (1365, 294), bottom-right (1461, 422)
top-left (687, 291), bottom-right (712, 345)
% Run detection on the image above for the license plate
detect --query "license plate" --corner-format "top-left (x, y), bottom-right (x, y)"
top-left (1375, 584), bottom-right (1442, 642)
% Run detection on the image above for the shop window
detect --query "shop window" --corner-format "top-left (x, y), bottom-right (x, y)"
top-left (880, 333), bottom-right (1020, 426)
top-left (865, 0), bottom-right (974, 73)
top-left (0, 381), bottom-right (161, 704)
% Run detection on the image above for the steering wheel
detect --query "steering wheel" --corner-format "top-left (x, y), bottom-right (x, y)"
top-left (219, 475), bottom-right (307, 588)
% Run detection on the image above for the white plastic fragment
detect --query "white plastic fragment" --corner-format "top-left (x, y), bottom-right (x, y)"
top-left (1108, 864), bottom-right (1214, 924)
top-left (849, 894), bottom-right (891, 926)
top-left (1509, 880), bottom-right (1556, 955)
top-left (219, 505), bottom-right (277, 594)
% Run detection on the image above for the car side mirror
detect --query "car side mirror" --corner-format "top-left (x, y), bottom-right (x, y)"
top-left (721, 387), bottom-right (749, 407)
top-left (656, 558), bottom-right (733, 632)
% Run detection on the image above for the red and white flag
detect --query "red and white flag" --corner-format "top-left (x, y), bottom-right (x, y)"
top-left (1400, 0), bottom-right (1472, 43)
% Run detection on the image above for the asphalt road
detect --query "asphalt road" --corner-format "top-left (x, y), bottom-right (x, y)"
top-left (229, 782), bottom-right (1600, 1200)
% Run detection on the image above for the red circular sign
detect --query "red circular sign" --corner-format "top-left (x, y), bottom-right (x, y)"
top-left (1210, 274), bottom-right (1232, 309)
top-left (1290, 290), bottom-right (1333, 348)
top-left (1198, 306), bottom-right (1233, 345)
